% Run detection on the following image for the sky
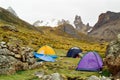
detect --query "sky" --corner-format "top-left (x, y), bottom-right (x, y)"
top-left (0, 0), bottom-right (120, 26)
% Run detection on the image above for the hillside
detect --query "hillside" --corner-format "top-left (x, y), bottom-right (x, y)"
top-left (89, 11), bottom-right (120, 41)
top-left (0, 7), bottom-right (37, 31)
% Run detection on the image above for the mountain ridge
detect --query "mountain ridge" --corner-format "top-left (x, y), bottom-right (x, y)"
top-left (89, 11), bottom-right (120, 41)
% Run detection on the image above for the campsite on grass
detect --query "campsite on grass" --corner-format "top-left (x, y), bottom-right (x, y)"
top-left (0, 1), bottom-right (120, 79)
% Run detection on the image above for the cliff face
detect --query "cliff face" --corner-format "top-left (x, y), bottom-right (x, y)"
top-left (74, 15), bottom-right (92, 34)
top-left (89, 11), bottom-right (120, 41)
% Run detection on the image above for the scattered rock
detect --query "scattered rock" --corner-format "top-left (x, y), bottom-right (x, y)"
top-left (0, 41), bottom-right (7, 48)
top-left (34, 71), bottom-right (44, 78)
top-left (42, 75), bottom-right (52, 80)
top-left (14, 54), bottom-right (21, 59)
top-left (87, 75), bottom-right (111, 80)
top-left (87, 75), bottom-right (100, 80)
top-left (34, 72), bottom-right (64, 80)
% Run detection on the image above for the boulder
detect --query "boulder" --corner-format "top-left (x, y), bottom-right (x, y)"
top-left (0, 55), bottom-right (23, 75)
top-left (105, 34), bottom-right (120, 79)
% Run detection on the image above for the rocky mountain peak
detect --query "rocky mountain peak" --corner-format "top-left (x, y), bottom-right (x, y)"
top-left (89, 11), bottom-right (120, 41)
top-left (7, 6), bottom-right (18, 17)
top-left (74, 15), bottom-right (92, 34)
top-left (94, 11), bottom-right (120, 29)
top-left (74, 15), bottom-right (84, 29)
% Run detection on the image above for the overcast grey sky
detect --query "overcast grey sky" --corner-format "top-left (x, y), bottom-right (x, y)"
top-left (0, 0), bottom-right (120, 26)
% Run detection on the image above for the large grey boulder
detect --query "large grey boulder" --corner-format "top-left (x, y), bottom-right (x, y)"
top-left (0, 55), bottom-right (25, 75)
top-left (105, 34), bottom-right (120, 79)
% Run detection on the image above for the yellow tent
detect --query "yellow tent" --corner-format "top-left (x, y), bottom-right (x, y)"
top-left (37, 45), bottom-right (55, 55)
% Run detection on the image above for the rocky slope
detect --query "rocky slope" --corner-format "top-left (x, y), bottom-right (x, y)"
top-left (89, 11), bottom-right (120, 41)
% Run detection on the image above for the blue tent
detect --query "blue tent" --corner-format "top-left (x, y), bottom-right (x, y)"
top-left (66, 47), bottom-right (82, 58)
top-left (38, 55), bottom-right (55, 62)
top-left (33, 52), bottom-right (56, 62)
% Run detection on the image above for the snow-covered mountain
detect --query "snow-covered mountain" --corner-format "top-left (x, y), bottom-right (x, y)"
top-left (33, 19), bottom-right (59, 27)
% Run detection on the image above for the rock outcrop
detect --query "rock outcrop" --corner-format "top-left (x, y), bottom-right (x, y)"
top-left (89, 11), bottom-right (120, 41)
top-left (0, 41), bottom-right (42, 75)
top-left (105, 34), bottom-right (120, 79)
top-left (74, 15), bottom-right (92, 34)
top-left (1, 25), bottom-right (18, 32)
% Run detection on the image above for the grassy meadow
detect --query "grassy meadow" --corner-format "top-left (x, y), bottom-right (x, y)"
top-left (0, 49), bottom-right (102, 80)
